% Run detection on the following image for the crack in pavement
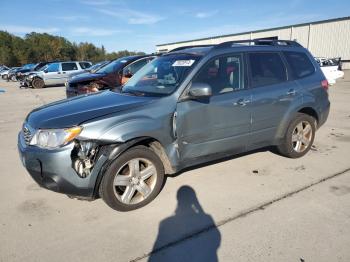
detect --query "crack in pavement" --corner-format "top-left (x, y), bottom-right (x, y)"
top-left (130, 167), bottom-right (350, 262)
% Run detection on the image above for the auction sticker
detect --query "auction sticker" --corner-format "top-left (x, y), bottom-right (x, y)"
top-left (172, 60), bottom-right (195, 67)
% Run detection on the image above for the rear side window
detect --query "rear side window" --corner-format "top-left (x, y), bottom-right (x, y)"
top-left (62, 62), bottom-right (78, 71)
top-left (283, 51), bottom-right (315, 79)
top-left (248, 52), bottom-right (287, 88)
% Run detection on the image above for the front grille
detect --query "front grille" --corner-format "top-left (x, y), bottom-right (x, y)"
top-left (22, 124), bottom-right (33, 145)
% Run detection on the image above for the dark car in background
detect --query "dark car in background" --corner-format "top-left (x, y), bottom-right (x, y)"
top-left (66, 55), bottom-right (156, 98)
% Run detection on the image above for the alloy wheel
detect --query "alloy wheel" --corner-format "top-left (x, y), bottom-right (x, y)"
top-left (113, 158), bottom-right (157, 205)
top-left (292, 121), bottom-right (313, 153)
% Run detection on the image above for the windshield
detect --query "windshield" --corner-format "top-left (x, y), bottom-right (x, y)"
top-left (122, 54), bottom-right (200, 96)
top-left (95, 57), bottom-right (134, 74)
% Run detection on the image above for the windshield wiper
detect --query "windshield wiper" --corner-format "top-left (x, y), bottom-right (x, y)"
top-left (121, 90), bottom-right (146, 96)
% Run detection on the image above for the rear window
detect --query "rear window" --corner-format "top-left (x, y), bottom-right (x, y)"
top-left (283, 51), bottom-right (315, 79)
top-left (62, 62), bottom-right (78, 71)
top-left (248, 52), bottom-right (287, 88)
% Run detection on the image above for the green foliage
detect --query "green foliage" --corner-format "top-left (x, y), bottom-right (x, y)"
top-left (0, 31), bottom-right (146, 66)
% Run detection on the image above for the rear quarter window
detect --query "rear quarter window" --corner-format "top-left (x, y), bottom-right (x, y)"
top-left (283, 51), bottom-right (315, 79)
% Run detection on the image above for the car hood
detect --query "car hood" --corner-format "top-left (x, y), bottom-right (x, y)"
top-left (26, 91), bottom-right (155, 129)
top-left (69, 72), bottom-right (106, 84)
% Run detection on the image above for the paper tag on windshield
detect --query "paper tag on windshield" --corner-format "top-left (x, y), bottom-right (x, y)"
top-left (172, 60), bottom-right (195, 67)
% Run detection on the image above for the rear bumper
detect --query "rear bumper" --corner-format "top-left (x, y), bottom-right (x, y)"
top-left (17, 133), bottom-right (107, 199)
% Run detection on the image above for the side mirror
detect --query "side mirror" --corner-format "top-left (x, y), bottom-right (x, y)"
top-left (188, 82), bottom-right (212, 98)
top-left (44, 69), bottom-right (48, 73)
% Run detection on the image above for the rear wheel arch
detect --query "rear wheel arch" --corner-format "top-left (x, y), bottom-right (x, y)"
top-left (275, 104), bottom-right (319, 142)
top-left (297, 107), bottom-right (319, 126)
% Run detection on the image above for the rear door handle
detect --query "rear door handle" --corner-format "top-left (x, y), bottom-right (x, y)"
top-left (234, 98), bottom-right (251, 107)
top-left (286, 89), bottom-right (296, 95)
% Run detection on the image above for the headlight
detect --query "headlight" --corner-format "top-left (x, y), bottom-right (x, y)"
top-left (30, 126), bottom-right (82, 148)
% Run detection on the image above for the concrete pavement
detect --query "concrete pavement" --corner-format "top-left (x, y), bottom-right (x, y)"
top-left (0, 74), bottom-right (349, 262)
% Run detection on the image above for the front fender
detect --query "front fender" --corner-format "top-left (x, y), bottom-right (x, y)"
top-left (99, 117), bottom-right (169, 143)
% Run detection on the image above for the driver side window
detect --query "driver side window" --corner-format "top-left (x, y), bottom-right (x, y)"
top-left (192, 54), bottom-right (244, 95)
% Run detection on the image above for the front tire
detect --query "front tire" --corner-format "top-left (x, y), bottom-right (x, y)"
top-left (100, 146), bottom-right (165, 211)
top-left (32, 78), bottom-right (45, 89)
top-left (277, 113), bottom-right (316, 158)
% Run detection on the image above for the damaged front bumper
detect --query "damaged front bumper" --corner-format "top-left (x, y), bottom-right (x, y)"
top-left (17, 133), bottom-right (109, 199)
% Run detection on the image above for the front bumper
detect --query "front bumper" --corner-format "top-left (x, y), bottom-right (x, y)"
top-left (17, 132), bottom-right (108, 199)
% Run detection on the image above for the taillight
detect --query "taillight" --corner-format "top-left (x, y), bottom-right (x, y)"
top-left (321, 79), bottom-right (329, 91)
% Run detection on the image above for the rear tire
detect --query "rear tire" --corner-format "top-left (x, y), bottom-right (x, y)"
top-left (277, 113), bottom-right (316, 158)
top-left (32, 78), bottom-right (45, 89)
top-left (100, 146), bottom-right (165, 211)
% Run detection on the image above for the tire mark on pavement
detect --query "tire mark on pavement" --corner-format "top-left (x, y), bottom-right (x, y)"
top-left (130, 167), bottom-right (350, 262)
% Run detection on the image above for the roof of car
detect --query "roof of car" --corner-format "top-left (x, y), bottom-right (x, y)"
top-left (165, 46), bottom-right (214, 56)
top-left (166, 40), bottom-right (304, 57)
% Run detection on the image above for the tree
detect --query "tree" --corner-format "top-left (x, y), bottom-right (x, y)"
top-left (0, 30), bottom-right (146, 66)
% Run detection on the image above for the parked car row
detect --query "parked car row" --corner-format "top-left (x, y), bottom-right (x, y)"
top-left (315, 57), bottom-right (344, 85)
top-left (1, 66), bottom-right (20, 80)
top-left (18, 40), bottom-right (330, 211)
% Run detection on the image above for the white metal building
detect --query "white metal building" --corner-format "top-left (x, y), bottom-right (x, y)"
top-left (156, 16), bottom-right (350, 69)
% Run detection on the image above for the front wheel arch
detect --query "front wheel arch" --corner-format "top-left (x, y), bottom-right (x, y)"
top-left (93, 137), bottom-right (174, 198)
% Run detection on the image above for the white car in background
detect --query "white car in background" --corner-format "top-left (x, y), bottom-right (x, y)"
top-left (315, 57), bottom-right (344, 85)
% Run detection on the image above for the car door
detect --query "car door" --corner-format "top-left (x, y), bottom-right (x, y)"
top-left (176, 53), bottom-right (252, 161)
top-left (248, 52), bottom-right (301, 148)
top-left (43, 63), bottom-right (61, 85)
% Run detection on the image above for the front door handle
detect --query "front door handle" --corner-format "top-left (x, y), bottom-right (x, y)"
top-left (286, 89), bottom-right (296, 95)
top-left (234, 98), bottom-right (251, 107)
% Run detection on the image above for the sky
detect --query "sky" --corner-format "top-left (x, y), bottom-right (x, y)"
top-left (0, 0), bottom-right (349, 53)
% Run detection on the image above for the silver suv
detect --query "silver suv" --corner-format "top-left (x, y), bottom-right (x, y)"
top-left (28, 61), bottom-right (91, 88)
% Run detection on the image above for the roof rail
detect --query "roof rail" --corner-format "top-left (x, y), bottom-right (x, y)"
top-left (214, 39), bottom-right (302, 49)
top-left (169, 44), bottom-right (214, 52)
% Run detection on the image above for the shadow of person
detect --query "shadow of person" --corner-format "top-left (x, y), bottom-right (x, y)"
top-left (148, 185), bottom-right (221, 262)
